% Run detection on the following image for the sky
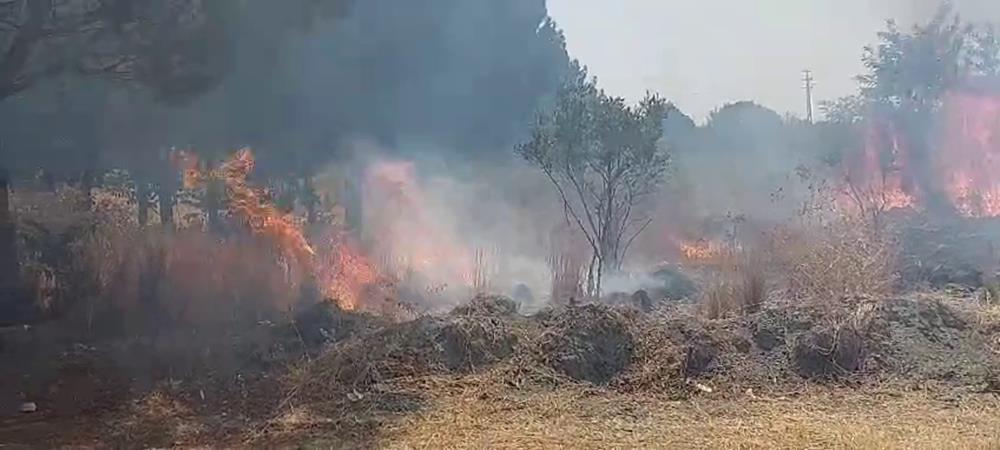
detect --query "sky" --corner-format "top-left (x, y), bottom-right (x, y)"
top-left (547, 0), bottom-right (1000, 121)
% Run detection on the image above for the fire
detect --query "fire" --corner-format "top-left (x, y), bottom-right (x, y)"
top-left (313, 228), bottom-right (381, 311)
top-left (680, 239), bottom-right (725, 262)
top-left (837, 120), bottom-right (918, 218)
top-left (173, 148), bottom-right (383, 310)
top-left (364, 160), bottom-right (476, 290)
top-left (939, 89), bottom-right (1000, 217)
top-left (175, 148), bottom-right (315, 265)
top-left (841, 84), bottom-right (1000, 218)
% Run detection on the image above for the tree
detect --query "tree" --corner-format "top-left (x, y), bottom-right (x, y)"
top-left (0, 167), bottom-right (19, 324)
top-left (0, 0), bottom-right (356, 320)
top-left (0, 0), bottom-right (236, 101)
top-left (848, 4), bottom-right (1000, 213)
top-left (518, 71), bottom-right (669, 297)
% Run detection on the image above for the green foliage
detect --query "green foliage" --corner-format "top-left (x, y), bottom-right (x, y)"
top-left (855, 4), bottom-right (1000, 115)
top-left (518, 72), bottom-right (669, 295)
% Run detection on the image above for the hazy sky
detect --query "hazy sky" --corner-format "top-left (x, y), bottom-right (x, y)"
top-left (548, 0), bottom-right (1000, 121)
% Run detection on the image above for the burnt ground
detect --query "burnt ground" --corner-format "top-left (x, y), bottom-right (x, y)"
top-left (1, 292), bottom-right (1000, 448)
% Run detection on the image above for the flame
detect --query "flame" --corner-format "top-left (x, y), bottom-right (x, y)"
top-left (313, 229), bottom-right (381, 311)
top-left (364, 160), bottom-right (476, 289)
top-left (841, 85), bottom-right (1000, 218)
top-left (837, 120), bottom-right (918, 217)
top-left (176, 148), bottom-right (315, 265)
top-left (680, 239), bottom-right (725, 262)
top-left (173, 148), bottom-right (386, 311)
top-left (939, 89), bottom-right (1000, 217)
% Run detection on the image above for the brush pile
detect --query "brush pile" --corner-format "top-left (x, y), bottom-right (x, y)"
top-left (293, 295), bottom-right (522, 405)
top-left (289, 290), bottom-right (1000, 411)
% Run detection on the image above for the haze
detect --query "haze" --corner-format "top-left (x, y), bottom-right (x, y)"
top-left (548, 0), bottom-right (1000, 120)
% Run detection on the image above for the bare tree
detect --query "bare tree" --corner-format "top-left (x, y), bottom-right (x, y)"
top-left (518, 72), bottom-right (669, 297)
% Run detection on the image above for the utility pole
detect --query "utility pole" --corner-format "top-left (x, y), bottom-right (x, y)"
top-left (802, 70), bottom-right (815, 124)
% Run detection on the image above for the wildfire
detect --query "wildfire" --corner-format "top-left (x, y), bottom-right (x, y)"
top-left (837, 120), bottom-right (918, 217)
top-left (173, 148), bottom-right (382, 310)
top-left (939, 89), bottom-right (1000, 217)
top-left (313, 229), bottom-right (381, 311)
top-left (364, 160), bottom-right (476, 289)
top-left (175, 148), bottom-right (315, 265)
top-left (679, 239), bottom-right (726, 263)
top-left (841, 85), bottom-right (1000, 219)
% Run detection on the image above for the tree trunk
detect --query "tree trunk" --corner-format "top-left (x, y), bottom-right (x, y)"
top-left (303, 176), bottom-right (319, 225)
top-left (205, 179), bottom-right (223, 233)
top-left (158, 184), bottom-right (174, 228)
top-left (0, 168), bottom-right (26, 324)
top-left (344, 174), bottom-right (363, 233)
top-left (136, 181), bottom-right (150, 227)
top-left (80, 169), bottom-right (96, 211)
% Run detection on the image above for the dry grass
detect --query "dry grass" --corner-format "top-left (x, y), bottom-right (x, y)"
top-left (14, 183), bottom-right (310, 333)
top-left (773, 216), bottom-right (896, 304)
top-left (367, 385), bottom-right (1000, 449)
top-left (699, 249), bottom-right (768, 319)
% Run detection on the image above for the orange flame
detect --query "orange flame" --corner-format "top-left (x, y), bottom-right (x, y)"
top-left (837, 120), bottom-right (918, 217)
top-left (939, 89), bottom-right (1000, 217)
top-left (313, 229), bottom-right (381, 311)
top-left (176, 148), bottom-right (315, 265)
top-left (680, 239), bottom-right (725, 262)
top-left (364, 160), bottom-right (476, 289)
top-left (842, 85), bottom-right (1000, 218)
top-left (173, 148), bottom-right (385, 311)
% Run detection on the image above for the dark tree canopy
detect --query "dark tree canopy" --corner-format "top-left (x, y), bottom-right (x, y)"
top-left (0, 0), bottom-right (571, 180)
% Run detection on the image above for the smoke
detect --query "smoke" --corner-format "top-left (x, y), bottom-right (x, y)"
top-left (316, 138), bottom-right (563, 311)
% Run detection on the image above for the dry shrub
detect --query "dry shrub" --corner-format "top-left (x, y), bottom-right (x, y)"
top-left (548, 225), bottom-right (588, 305)
top-left (451, 293), bottom-right (519, 317)
top-left (789, 296), bottom-right (880, 378)
top-left (534, 304), bottom-right (634, 384)
top-left (295, 313), bottom-right (518, 401)
top-left (618, 310), bottom-right (686, 393)
top-left (698, 248), bottom-right (768, 320)
top-left (773, 215), bottom-right (896, 304)
top-left (15, 183), bottom-right (311, 335)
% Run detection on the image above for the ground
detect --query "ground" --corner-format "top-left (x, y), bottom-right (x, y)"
top-left (370, 386), bottom-right (1000, 450)
top-left (4, 380), bottom-right (1000, 449)
top-left (3, 293), bottom-right (1000, 448)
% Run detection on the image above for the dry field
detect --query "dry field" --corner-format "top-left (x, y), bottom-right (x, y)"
top-left (296, 383), bottom-right (1000, 449)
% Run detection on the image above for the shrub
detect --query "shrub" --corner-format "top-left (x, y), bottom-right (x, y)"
top-left (772, 216), bottom-right (896, 304)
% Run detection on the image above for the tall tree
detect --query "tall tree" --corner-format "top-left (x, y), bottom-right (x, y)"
top-left (518, 69), bottom-right (669, 297)
top-left (849, 4), bottom-right (1000, 212)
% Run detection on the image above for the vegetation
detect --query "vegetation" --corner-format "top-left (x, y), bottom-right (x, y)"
top-left (519, 69), bottom-right (670, 297)
top-left (5, 1), bottom-right (1000, 448)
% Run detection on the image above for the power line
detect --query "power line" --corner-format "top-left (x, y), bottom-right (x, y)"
top-left (802, 70), bottom-right (815, 124)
